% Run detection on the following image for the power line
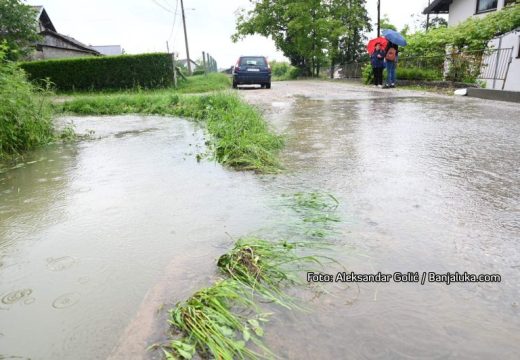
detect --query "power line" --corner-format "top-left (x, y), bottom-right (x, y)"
top-left (151, 0), bottom-right (173, 13)
top-left (168, 0), bottom-right (180, 42)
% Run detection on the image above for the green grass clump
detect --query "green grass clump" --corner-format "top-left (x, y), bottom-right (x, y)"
top-left (176, 73), bottom-right (231, 93)
top-left (165, 192), bottom-right (341, 359)
top-left (217, 237), bottom-right (327, 308)
top-left (0, 50), bottom-right (55, 160)
top-left (166, 279), bottom-right (273, 360)
top-left (60, 92), bottom-right (283, 173)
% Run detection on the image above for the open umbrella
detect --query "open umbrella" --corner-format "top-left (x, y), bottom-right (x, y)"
top-left (382, 29), bottom-right (407, 46)
top-left (367, 37), bottom-right (388, 55)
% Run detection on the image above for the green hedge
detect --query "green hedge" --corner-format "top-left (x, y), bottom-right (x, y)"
top-left (363, 63), bottom-right (443, 84)
top-left (20, 53), bottom-right (175, 91)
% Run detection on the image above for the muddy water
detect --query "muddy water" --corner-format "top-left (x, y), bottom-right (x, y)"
top-left (0, 115), bottom-right (275, 359)
top-left (257, 96), bottom-right (520, 359)
top-left (1, 95), bottom-right (519, 359)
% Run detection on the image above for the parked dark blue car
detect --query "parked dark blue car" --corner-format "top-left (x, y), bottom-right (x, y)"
top-left (232, 56), bottom-right (271, 89)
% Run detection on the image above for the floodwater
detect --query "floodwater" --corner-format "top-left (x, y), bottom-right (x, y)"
top-left (1, 93), bottom-right (520, 359)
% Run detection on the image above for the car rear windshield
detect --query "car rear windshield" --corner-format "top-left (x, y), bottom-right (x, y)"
top-left (239, 57), bottom-right (266, 66)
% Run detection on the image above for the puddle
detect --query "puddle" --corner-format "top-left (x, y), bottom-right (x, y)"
top-left (1, 95), bottom-right (519, 359)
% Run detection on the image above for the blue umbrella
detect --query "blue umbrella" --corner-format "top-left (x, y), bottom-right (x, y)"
top-left (382, 29), bottom-right (407, 46)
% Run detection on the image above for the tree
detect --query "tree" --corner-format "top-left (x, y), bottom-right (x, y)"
top-left (0, 0), bottom-right (40, 61)
top-left (233, 0), bottom-right (371, 77)
top-left (425, 17), bottom-right (448, 30)
top-left (328, 0), bottom-right (372, 76)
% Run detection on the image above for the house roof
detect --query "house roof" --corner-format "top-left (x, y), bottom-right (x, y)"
top-left (32, 5), bottom-right (57, 32)
top-left (89, 45), bottom-right (123, 56)
top-left (423, 0), bottom-right (453, 14)
top-left (41, 29), bottom-right (100, 55)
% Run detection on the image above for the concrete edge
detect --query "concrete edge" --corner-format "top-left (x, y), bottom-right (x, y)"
top-left (467, 88), bottom-right (520, 103)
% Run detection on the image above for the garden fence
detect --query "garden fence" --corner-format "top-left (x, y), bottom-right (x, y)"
top-left (337, 47), bottom-right (514, 86)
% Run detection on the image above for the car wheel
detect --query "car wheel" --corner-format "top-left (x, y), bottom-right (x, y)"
top-left (232, 81), bottom-right (238, 89)
top-left (266, 82), bottom-right (271, 89)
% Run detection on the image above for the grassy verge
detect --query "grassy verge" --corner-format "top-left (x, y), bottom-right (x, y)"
top-left (0, 50), bottom-right (74, 163)
top-left (59, 92), bottom-right (283, 173)
top-left (54, 73), bottom-right (232, 97)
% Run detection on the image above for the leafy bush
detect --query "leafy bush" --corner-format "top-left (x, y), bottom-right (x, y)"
top-left (20, 53), bottom-right (175, 91)
top-left (362, 63), bottom-right (442, 84)
top-left (270, 60), bottom-right (299, 80)
top-left (402, 4), bottom-right (520, 57)
top-left (362, 63), bottom-right (373, 84)
top-left (0, 46), bottom-right (55, 160)
top-left (397, 67), bottom-right (443, 81)
top-left (192, 68), bottom-right (206, 76)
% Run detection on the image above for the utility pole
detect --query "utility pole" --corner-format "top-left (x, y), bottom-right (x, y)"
top-left (202, 51), bottom-right (207, 76)
top-left (426, 0), bottom-right (431, 32)
top-left (166, 41), bottom-right (177, 88)
top-left (180, 0), bottom-right (192, 75)
top-left (377, 0), bottom-right (381, 37)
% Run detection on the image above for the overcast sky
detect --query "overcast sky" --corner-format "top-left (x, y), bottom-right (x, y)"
top-left (26, 0), bottom-right (436, 67)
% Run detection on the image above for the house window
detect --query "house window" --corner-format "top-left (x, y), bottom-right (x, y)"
top-left (476, 0), bottom-right (498, 13)
top-left (504, 0), bottom-right (517, 7)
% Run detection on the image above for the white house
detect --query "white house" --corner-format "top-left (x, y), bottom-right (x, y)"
top-left (424, 0), bottom-right (519, 91)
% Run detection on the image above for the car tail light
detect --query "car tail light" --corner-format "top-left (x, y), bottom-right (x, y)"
top-left (265, 57), bottom-right (271, 73)
top-left (234, 58), bottom-right (241, 72)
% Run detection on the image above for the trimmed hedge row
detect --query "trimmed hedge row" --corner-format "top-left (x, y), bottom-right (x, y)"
top-left (20, 53), bottom-right (175, 91)
top-left (362, 63), bottom-right (443, 84)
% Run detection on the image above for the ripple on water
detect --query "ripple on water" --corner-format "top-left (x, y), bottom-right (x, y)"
top-left (1, 289), bottom-right (33, 305)
top-left (46, 256), bottom-right (77, 271)
top-left (52, 292), bottom-right (80, 309)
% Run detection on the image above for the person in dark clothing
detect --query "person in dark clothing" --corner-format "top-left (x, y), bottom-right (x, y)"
top-left (370, 43), bottom-right (385, 88)
top-left (384, 41), bottom-right (399, 88)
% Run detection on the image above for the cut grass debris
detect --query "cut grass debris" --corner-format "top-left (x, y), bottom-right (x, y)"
top-left (288, 192), bottom-right (341, 238)
top-left (166, 279), bottom-right (274, 360)
top-left (164, 192), bottom-right (342, 359)
top-left (59, 92), bottom-right (283, 173)
top-left (217, 237), bottom-right (328, 308)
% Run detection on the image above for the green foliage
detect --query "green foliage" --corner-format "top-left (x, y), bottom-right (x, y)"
top-left (362, 63), bottom-right (443, 84)
top-left (362, 62), bottom-right (373, 84)
top-left (0, 0), bottom-right (41, 61)
top-left (20, 53), bottom-right (176, 91)
top-left (176, 73), bottom-right (231, 93)
top-left (59, 91), bottom-right (283, 173)
top-left (233, 0), bottom-right (371, 76)
top-left (402, 4), bottom-right (520, 57)
top-left (397, 67), bottom-right (443, 81)
top-left (164, 191), bottom-right (341, 359)
top-left (270, 60), bottom-right (299, 80)
top-left (167, 279), bottom-right (273, 360)
top-left (0, 46), bottom-right (55, 160)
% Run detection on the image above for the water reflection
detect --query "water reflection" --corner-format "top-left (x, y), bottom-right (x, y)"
top-left (259, 96), bottom-right (520, 359)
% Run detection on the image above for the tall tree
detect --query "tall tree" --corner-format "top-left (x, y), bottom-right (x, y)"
top-left (0, 0), bottom-right (40, 61)
top-left (233, 0), bottom-right (371, 77)
top-left (328, 0), bottom-right (371, 76)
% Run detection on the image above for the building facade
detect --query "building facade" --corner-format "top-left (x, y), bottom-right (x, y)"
top-left (424, 0), bottom-right (519, 91)
top-left (30, 6), bottom-right (100, 60)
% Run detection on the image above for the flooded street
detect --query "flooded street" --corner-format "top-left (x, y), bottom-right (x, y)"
top-left (1, 81), bottom-right (520, 359)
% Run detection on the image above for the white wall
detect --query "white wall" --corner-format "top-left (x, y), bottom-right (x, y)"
top-left (448, 0), bottom-right (506, 26)
top-left (480, 30), bottom-right (520, 91)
